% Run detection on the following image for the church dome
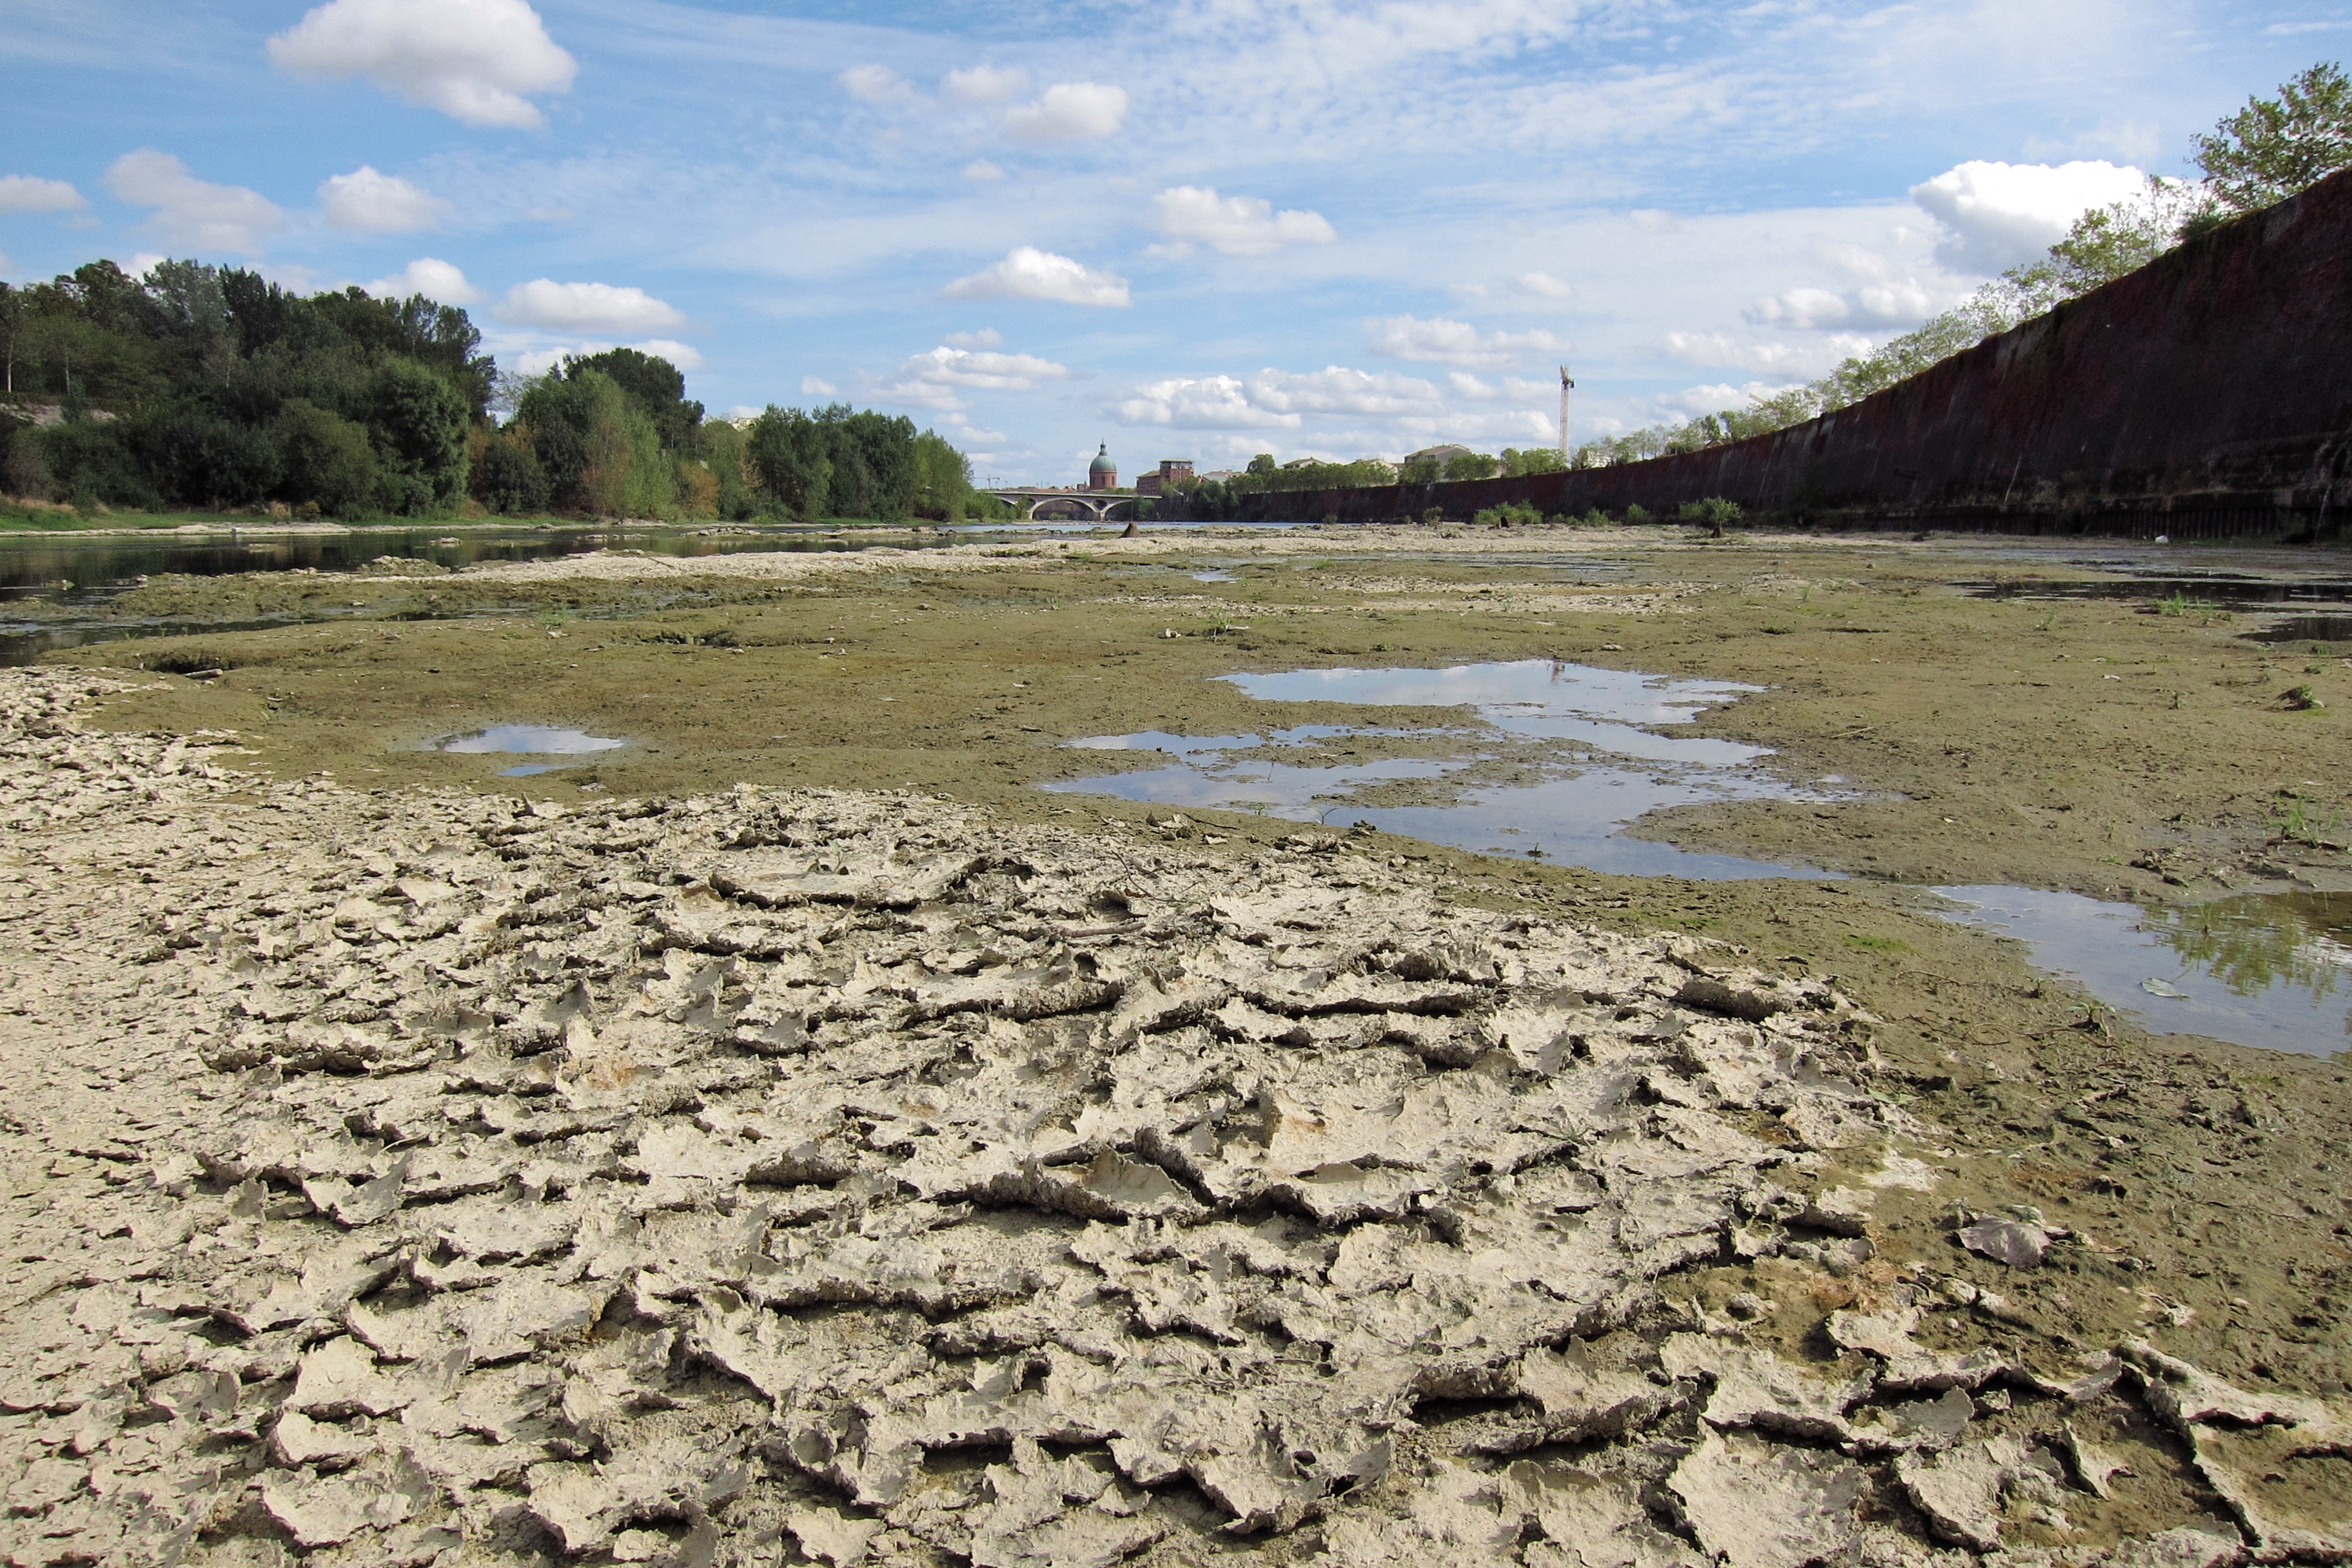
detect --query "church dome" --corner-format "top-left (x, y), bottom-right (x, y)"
top-left (1088, 442), bottom-right (1116, 489)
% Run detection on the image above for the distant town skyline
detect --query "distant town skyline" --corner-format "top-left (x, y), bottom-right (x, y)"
top-left (1, 0), bottom-right (2335, 484)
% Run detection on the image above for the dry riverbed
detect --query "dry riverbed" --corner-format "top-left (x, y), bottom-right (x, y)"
top-left (3, 525), bottom-right (2348, 1565)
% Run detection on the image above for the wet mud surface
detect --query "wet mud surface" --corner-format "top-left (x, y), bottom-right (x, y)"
top-left (5, 527), bottom-right (2350, 1563)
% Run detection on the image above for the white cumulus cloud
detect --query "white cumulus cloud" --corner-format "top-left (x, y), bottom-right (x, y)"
top-left (961, 160), bottom-right (1006, 182)
top-left (1001, 82), bottom-right (1128, 143)
top-left (840, 64), bottom-right (917, 104)
top-left (267, 0), bottom-right (576, 129)
top-left (943, 328), bottom-right (1003, 348)
top-left (1518, 271), bottom-right (1574, 299)
top-left (0, 175), bottom-right (86, 215)
top-left (1662, 330), bottom-right (1873, 373)
top-left (499, 279), bottom-right (687, 333)
top-left (1148, 186), bottom-right (1335, 257)
top-left (881, 344), bottom-right (1070, 408)
top-left (1656, 380), bottom-right (1805, 418)
top-left (944, 247), bottom-right (1129, 308)
top-left (1246, 367), bottom-right (1444, 418)
top-left (945, 64), bottom-right (1028, 104)
top-left (1746, 280), bottom-right (1941, 331)
top-left (801, 377), bottom-right (838, 397)
top-left (103, 151), bottom-right (284, 255)
top-left (1364, 314), bottom-right (1568, 369)
top-left (636, 338), bottom-right (705, 372)
top-left (364, 257), bottom-right (480, 303)
top-left (1115, 366), bottom-right (1449, 430)
top-left (319, 166), bottom-right (449, 233)
top-left (1115, 375), bottom-right (1300, 430)
top-left (1910, 159), bottom-right (2148, 274)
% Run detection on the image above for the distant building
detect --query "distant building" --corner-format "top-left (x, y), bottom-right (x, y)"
top-left (1400, 444), bottom-right (1474, 469)
top-left (1087, 443), bottom-right (1117, 491)
top-left (1280, 456), bottom-right (1322, 469)
top-left (1134, 458), bottom-right (1195, 496)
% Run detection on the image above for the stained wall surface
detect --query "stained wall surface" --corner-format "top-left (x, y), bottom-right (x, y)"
top-left (1213, 170), bottom-right (2352, 540)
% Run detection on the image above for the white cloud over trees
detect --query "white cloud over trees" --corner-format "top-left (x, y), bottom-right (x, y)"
top-left (0, 176), bottom-right (85, 215)
top-left (1148, 187), bottom-right (1336, 257)
top-left (363, 257), bottom-right (480, 303)
top-left (103, 151), bottom-right (284, 256)
top-left (318, 166), bottom-right (450, 233)
top-left (1909, 159), bottom-right (2149, 273)
top-left (1115, 366), bottom-right (1451, 430)
top-left (944, 248), bottom-right (1130, 308)
top-left (498, 279), bottom-right (687, 333)
top-left (881, 344), bottom-right (1070, 409)
top-left (1663, 329), bottom-right (1873, 373)
top-left (267, 0), bottom-right (576, 129)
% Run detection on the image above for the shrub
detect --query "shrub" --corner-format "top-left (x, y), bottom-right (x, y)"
top-left (1471, 500), bottom-right (1543, 526)
top-left (471, 432), bottom-right (549, 516)
top-left (1678, 496), bottom-right (1743, 533)
top-left (275, 400), bottom-right (380, 518)
top-left (1623, 503), bottom-right (1654, 525)
top-left (366, 357), bottom-right (470, 509)
top-left (129, 405), bottom-right (282, 508)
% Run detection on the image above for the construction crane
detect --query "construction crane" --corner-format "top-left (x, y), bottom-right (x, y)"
top-left (1557, 366), bottom-right (1574, 459)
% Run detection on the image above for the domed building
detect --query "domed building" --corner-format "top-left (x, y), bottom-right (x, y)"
top-left (1086, 443), bottom-right (1117, 491)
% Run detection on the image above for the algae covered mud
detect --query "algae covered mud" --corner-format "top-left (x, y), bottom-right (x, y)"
top-left (3, 524), bottom-right (2351, 1563)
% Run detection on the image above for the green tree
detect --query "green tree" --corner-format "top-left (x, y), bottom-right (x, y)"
top-left (470, 434), bottom-right (549, 516)
top-left (745, 406), bottom-right (832, 520)
top-left (274, 400), bottom-right (380, 518)
top-left (0, 284), bottom-right (25, 397)
top-left (909, 429), bottom-right (975, 520)
top-left (1442, 451), bottom-right (1498, 482)
top-left (1246, 453), bottom-right (1277, 477)
top-left (366, 357), bottom-right (470, 513)
top-left (563, 346), bottom-right (702, 450)
top-left (2194, 61), bottom-right (2352, 213)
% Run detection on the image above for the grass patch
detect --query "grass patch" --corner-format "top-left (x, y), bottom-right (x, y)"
top-left (1842, 932), bottom-right (1910, 954)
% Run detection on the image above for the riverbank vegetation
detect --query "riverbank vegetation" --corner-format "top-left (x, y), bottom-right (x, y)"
top-left (0, 264), bottom-right (988, 526)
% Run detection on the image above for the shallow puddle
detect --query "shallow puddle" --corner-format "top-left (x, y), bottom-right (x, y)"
top-left (429, 724), bottom-right (625, 776)
top-left (2242, 614), bottom-right (2352, 644)
top-left (1046, 660), bottom-right (1838, 879)
top-left (1049, 658), bottom-right (2350, 1054)
top-left (1934, 886), bottom-right (2351, 1056)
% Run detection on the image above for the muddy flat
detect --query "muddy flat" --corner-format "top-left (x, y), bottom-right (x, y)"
top-left (5, 524), bottom-right (2348, 1563)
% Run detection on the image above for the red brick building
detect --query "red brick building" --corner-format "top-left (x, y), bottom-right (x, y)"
top-left (1133, 458), bottom-right (1194, 496)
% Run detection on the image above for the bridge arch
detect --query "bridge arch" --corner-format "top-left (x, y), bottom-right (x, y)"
top-left (985, 488), bottom-right (1143, 524)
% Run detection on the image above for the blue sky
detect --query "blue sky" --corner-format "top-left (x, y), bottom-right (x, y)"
top-left (3, 0), bottom-right (2344, 484)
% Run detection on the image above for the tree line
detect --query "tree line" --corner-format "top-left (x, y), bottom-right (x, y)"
top-left (1575, 62), bottom-right (2352, 468)
top-left (0, 262), bottom-right (988, 522)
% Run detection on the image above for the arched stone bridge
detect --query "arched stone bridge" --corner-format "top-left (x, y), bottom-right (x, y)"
top-left (985, 487), bottom-right (1144, 523)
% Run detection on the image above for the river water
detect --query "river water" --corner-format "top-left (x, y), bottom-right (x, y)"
top-left (0, 524), bottom-right (938, 665)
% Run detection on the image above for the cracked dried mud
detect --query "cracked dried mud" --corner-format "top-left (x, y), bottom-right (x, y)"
top-left (3, 524), bottom-right (2349, 1567)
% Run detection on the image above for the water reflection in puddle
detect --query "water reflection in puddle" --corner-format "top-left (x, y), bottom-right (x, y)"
top-left (1048, 658), bottom-right (2350, 1054)
top-left (1047, 660), bottom-right (1838, 879)
top-left (430, 724), bottom-right (625, 777)
top-left (1934, 887), bottom-right (2351, 1056)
